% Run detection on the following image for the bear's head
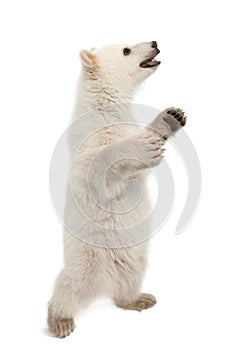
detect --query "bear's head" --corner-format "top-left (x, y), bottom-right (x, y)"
top-left (79, 41), bottom-right (161, 94)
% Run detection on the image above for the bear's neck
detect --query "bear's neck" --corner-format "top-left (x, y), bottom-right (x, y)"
top-left (72, 71), bottom-right (135, 120)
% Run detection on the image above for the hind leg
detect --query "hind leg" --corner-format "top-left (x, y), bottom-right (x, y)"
top-left (112, 258), bottom-right (156, 312)
top-left (47, 266), bottom-right (97, 338)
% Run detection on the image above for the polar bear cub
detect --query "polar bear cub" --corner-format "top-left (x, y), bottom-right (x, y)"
top-left (48, 41), bottom-right (187, 338)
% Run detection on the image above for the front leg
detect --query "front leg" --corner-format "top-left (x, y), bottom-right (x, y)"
top-left (87, 107), bottom-right (187, 201)
top-left (106, 107), bottom-right (187, 171)
top-left (115, 107), bottom-right (187, 171)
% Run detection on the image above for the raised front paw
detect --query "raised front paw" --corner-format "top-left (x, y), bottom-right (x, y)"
top-left (163, 107), bottom-right (187, 133)
top-left (149, 107), bottom-right (187, 141)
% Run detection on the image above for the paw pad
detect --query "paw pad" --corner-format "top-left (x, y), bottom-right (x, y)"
top-left (163, 108), bottom-right (187, 131)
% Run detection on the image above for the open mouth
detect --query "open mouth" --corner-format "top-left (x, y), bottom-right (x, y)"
top-left (140, 50), bottom-right (161, 68)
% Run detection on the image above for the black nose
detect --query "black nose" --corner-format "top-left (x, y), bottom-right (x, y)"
top-left (151, 41), bottom-right (158, 48)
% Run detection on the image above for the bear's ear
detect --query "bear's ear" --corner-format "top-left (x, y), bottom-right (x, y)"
top-left (79, 50), bottom-right (98, 73)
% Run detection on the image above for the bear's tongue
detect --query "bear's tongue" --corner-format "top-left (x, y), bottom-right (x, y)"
top-left (140, 58), bottom-right (160, 68)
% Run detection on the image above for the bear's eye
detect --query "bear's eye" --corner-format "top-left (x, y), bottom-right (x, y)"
top-left (123, 48), bottom-right (131, 56)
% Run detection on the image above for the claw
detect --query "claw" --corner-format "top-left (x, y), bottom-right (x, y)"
top-left (181, 117), bottom-right (187, 126)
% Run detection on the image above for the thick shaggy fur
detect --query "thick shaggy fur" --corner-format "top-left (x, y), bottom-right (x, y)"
top-left (48, 42), bottom-right (186, 338)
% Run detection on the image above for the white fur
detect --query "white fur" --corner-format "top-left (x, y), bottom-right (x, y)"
top-left (48, 42), bottom-right (167, 337)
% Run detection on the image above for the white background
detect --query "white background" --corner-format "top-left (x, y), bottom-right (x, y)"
top-left (0, 0), bottom-right (251, 349)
